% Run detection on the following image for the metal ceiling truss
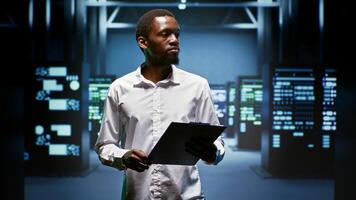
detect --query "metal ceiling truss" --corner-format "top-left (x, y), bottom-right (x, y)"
top-left (87, 0), bottom-right (279, 30)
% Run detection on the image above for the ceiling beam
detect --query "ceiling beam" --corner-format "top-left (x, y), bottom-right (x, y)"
top-left (86, 1), bottom-right (279, 8)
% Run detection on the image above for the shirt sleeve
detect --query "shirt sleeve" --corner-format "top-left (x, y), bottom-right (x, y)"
top-left (94, 84), bottom-right (129, 170)
top-left (195, 79), bottom-right (225, 165)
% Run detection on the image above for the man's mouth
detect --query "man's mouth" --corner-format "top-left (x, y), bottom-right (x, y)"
top-left (167, 47), bottom-right (180, 53)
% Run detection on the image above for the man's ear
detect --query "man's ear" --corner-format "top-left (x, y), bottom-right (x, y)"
top-left (137, 36), bottom-right (148, 50)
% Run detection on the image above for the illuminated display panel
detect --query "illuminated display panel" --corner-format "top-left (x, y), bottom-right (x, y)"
top-left (225, 82), bottom-right (237, 137)
top-left (321, 69), bottom-right (337, 148)
top-left (272, 68), bottom-right (317, 148)
top-left (25, 65), bottom-right (88, 175)
top-left (89, 76), bottom-right (115, 148)
top-left (210, 84), bottom-right (227, 127)
top-left (262, 65), bottom-right (336, 177)
top-left (237, 77), bottom-right (263, 149)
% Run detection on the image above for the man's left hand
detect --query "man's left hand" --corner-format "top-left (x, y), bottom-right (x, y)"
top-left (185, 138), bottom-right (217, 164)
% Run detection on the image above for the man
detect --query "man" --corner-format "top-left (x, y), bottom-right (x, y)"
top-left (95, 9), bottom-right (225, 200)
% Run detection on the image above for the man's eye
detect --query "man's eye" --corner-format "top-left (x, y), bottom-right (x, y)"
top-left (161, 32), bottom-right (169, 37)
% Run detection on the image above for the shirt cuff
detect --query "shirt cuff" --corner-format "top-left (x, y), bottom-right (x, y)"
top-left (97, 144), bottom-right (130, 170)
top-left (213, 140), bottom-right (225, 165)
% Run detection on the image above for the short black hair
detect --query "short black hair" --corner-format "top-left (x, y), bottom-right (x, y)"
top-left (135, 9), bottom-right (176, 40)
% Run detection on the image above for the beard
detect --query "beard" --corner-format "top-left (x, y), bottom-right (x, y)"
top-left (152, 53), bottom-right (179, 66)
top-left (147, 49), bottom-right (179, 66)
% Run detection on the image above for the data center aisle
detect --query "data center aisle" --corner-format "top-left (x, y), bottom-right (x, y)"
top-left (198, 139), bottom-right (333, 200)
top-left (25, 138), bottom-right (333, 200)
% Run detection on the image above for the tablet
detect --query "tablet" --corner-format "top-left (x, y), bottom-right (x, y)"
top-left (148, 122), bottom-right (226, 165)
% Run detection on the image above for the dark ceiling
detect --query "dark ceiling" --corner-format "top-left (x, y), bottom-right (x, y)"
top-left (112, 0), bottom-right (253, 3)
top-left (106, 0), bottom-right (263, 27)
top-left (113, 7), bottom-right (255, 25)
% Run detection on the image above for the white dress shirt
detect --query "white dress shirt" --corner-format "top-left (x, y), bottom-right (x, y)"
top-left (95, 65), bottom-right (225, 200)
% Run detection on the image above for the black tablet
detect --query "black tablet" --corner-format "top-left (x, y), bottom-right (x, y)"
top-left (148, 122), bottom-right (226, 165)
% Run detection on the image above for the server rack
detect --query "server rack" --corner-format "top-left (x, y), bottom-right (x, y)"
top-left (236, 76), bottom-right (263, 149)
top-left (261, 64), bottom-right (336, 177)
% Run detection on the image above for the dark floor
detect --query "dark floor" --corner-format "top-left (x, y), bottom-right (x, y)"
top-left (25, 139), bottom-right (334, 200)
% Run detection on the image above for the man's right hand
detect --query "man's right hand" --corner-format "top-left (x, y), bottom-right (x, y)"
top-left (122, 149), bottom-right (151, 172)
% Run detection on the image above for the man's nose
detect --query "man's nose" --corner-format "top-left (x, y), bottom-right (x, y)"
top-left (169, 34), bottom-right (179, 45)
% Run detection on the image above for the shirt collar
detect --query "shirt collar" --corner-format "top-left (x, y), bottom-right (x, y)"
top-left (133, 64), bottom-right (181, 87)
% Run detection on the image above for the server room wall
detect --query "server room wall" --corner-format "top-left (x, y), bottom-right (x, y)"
top-left (106, 29), bottom-right (258, 83)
